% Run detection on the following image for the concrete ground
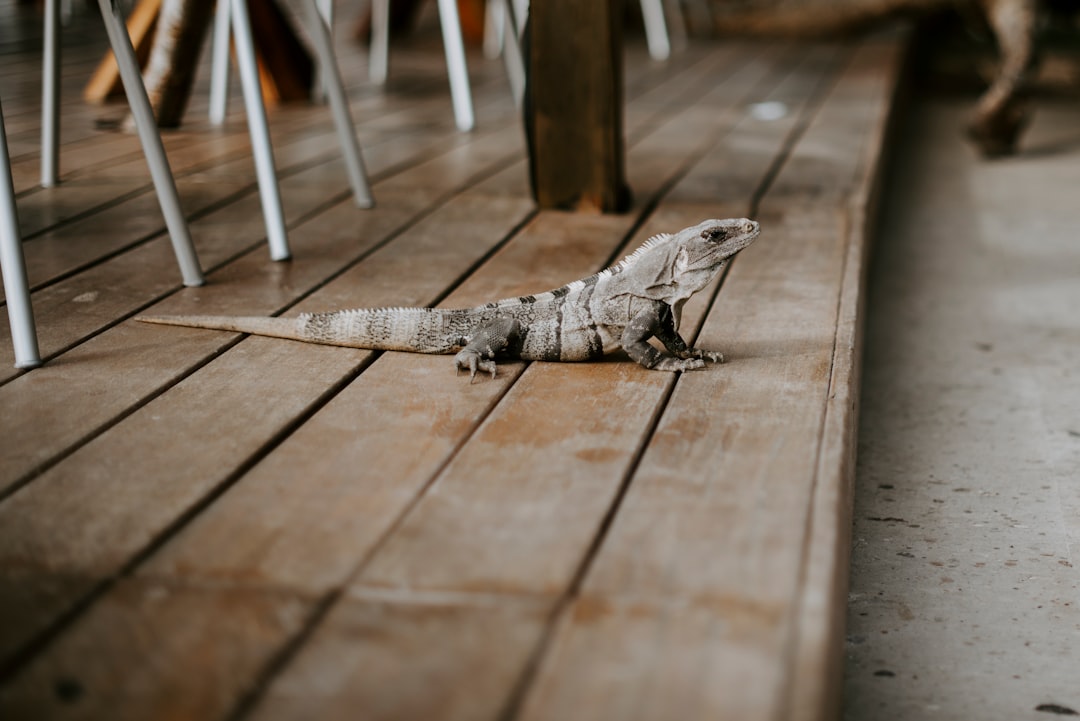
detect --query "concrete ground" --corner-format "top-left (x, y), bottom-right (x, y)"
top-left (843, 78), bottom-right (1080, 719)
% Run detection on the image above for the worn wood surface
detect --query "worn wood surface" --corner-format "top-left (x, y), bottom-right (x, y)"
top-left (0, 5), bottom-right (909, 720)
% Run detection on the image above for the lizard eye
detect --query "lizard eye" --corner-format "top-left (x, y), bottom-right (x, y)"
top-left (701, 228), bottom-right (725, 242)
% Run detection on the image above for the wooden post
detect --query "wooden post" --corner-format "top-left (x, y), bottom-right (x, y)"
top-left (525, 0), bottom-right (631, 213)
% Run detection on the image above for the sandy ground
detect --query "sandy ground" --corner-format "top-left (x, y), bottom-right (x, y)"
top-left (843, 87), bottom-right (1080, 720)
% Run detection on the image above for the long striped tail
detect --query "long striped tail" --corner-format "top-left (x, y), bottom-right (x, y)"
top-left (135, 307), bottom-right (468, 354)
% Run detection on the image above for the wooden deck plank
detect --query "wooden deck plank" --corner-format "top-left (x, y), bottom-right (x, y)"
top-left (0, 579), bottom-right (310, 721)
top-left (517, 210), bottom-right (848, 721)
top-left (516, 33), bottom-right (908, 721)
top-left (249, 593), bottom-right (551, 721)
top-left (783, 33), bottom-right (907, 721)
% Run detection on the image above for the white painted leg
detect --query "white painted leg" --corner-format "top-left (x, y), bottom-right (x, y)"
top-left (41, 0), bottom-right (60, 188)
top-left (303, 0), bottom-right (373, 208)
top-left (311, 0), bottom-right (333, 102)
top-left (97, 0), bottom-right (204, 286)
top-left (436, 0), bottom-right (474, 131)
top-left (483, 0), bottom-right (505, 59)
top-left (229, 0), bottom-right (291, 261)
top-left (512, 0), bottom-right (529, 34)
top-left (209, 0), bottom-right (232, 125)
top-left (663, 0), bottom-right (688, 51)
top-left (501, 0), bottom-right (525, 107)
top-left (369, 0), bottom-right (389, 85)
top-left (0, 99), bottom-right (42, 369)
top-left (640, 0), bottom-right (671, 60)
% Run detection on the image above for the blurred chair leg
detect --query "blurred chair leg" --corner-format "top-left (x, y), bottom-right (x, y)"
top-left (500, 0), bottom-right (525, 107)
top-left (229, 0), bottom-right (291, 261)
top-left (663, 0), bottom-right (688, 51)
top-left (0, 99), bottom-right (42, 369)
top-left (483, 0), bottom-right (505, 59)
top-left (41, 0), bottom-right (60, 188)
top-left (435, 0), bottom-right (474, 131)
top-left (369, 0), bottom-right (389, 84)
top-left (209, 0), bottom-right (232, 125)
top-left (640, 0), bottom-right (671, 60)
top-left (303, 0), bottom-right (374, 208)
top-left (311, 0), bottom-right (333, 102)
top-left (97, 0), bottom-right (205, 286)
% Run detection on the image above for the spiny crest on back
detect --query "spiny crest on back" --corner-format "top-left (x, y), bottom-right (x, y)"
top-left (485, 231), bottom-right (678, 310)
top-left (571, 231), bottom-right (678, 285)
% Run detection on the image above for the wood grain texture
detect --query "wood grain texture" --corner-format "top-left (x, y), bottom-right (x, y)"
top-left (783, 31), bottom-right (909, 721)
top-left (0, 189), bottom-right (534, 665)
top-left (0, 580), bottom-right (310, 721)
top-left (517, 32), bottom-right (909, 721)
top-left (517, 210), bottom-right (848, 721)
top-left (248, 593), bottom-right (551, 721)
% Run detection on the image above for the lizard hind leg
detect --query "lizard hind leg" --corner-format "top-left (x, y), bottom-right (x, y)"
top-left (453, 316), bottom-right (522, 381)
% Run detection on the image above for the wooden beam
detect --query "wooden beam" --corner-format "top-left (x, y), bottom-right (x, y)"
top-left (526, 0), bottom-right (631, 213)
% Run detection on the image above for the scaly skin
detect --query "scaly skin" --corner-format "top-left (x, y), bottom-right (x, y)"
top-left (138, 218), bottom-right (760, 380)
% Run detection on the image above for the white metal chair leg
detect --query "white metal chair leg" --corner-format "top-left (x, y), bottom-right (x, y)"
top-left (512, 0), bottom-right (528, 30)
top-left (1, 98), bottom-right (42, 369)
top-left (500, 0), bottom-right (525, 107)
top-left (228, 0), bottom-right (291, 261)
top-left (311, 0), bottom-right (333, 102)
top-left (436, 0), bottom-right (475, 131)
top-left (41, 0), bottom-right (60, 188)
top-left (97, 0), bottom-right (204, 286)
top-left (209, 0), bottom-right (232, 125)
top-left (640, 0), bottom-right (672, 60)
top-left (371, 0), bottom-right (474, 131)
top-left (663, 0), bottom-right (688, 51)
top-left (302, 0), bottom-right (373, 208)
top-left (483, 0), bottom-right (505, 59)
top-left (369, 0), bottom-right (389, 85)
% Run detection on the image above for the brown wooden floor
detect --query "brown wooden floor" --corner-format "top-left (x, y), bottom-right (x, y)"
top-left (0, 4), bottom-right (907, 720)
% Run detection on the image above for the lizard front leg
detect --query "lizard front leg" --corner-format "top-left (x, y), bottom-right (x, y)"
top-left (653, 305), bottom-right (724, 364)
top-left (454, 316), bottom-right (522, 381)
top-left (622, 308), bottom-right (707, 372)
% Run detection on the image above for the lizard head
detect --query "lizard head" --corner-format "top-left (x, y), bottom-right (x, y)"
top-left (678, 217), bottom-right (760, 271)
top-left (630, 218), bottom-right (759, 303)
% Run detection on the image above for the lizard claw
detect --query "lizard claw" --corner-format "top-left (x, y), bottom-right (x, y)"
top-left (454, 350), bottom-right (498, 381)
top-left (682, 348), bottom-right (724, 364)
top-left (654, 356), bottom-right (707, 372)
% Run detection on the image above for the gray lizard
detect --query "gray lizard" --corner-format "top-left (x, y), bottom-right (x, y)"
top-left (137, 217), bottom-right (759, 379)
